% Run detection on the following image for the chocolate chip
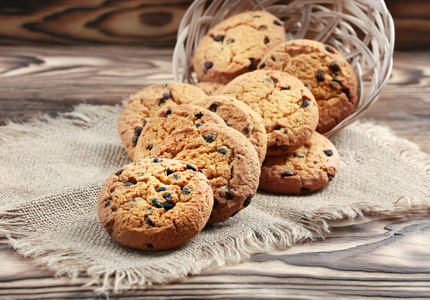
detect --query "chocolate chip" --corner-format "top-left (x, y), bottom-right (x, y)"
top-left (300, 187), bottom-right (311, 193)
top-left (107, 228), bottom-right (113, 235)
top-left (249, 58), bottom-right (258, 71)
top-left (152, 157), bottom-right (163, 163)
top-left (231, 210), bottom-right (240, 217)
top-left (280, 145), bottom-right (289, 152)
top-left (129, 198), bottom-right (137, 203)
top-left (132, 135), bottom-right (139, 145)
top-left (166, 169), bottom-right (173, 176)
top-left (271, 56), bottom-right (276, 62)
top-left (324, 150), bottom-right (333, 156)
top-left (147, 144), bottom-right (154, 151)
top-left (218, 147), bottom-right (228, 155)
top-left (243, 196), bottom-right (252, 207)
top-left (123, 180), bottom-right (136, 187)
top-left (162, 201), bottom-right (174, 210)
top-left (152, 198), bottom-right (163, 208)
top-left (146, 216), bottom-right (155, 226)
top-left (105, 199), bottom-right (111, 207)
top-left (163, 192), bottom-right (172, 200)
top-left (134, 127), bottom-right (143, 136)
top-left (182, 187), bottom-right (192, 195)
top-left (195, 122), bottom-right (202, 128)
top-left (252, 15), bottom-right (261, 18)
top-left (243, 125), bottom-right (251, 135)
top-left (162, 92), bottom-right (171, 100)
top-left (172, 174), bottom-right (180, 181)
top-left (204, 62), bottom-right (213, 73)
top-left (330, 61), bottom-right (340, 72)
top-left (213, 197), bottom-right (219, 208)
top-left (259, 60), bottom-right (266, 69)
top-left (281, 170), bottom-right (294, 177)
top-left (268, 145), bottom-right (278, 151)
top-left (209, 102), bottom-right (219, 112)
top-left (198, 168), bottom-right (204, 173)
top-left (301, 100), bottom-right (311, 108)
top-left (273, 20), bottom-right (282, 26)
top-left (264, 77), bottom-right (274, 84)
top-left (283, 128), bottom-right (288, 134)
top-left (293, 153), bottom-right (304, 158)
top-left (226, 38), bottom-right (235, 44)
top-left (225, 188), bottom-right (234, 200)
top-left (258, 25), bottom-right (267, 31)
top-left (145, 243), bottom-right (154, 248)
top-left (203, 134), bottom-right (216, 143)
top-left (186, 164), bottom-right (197, 171)
top-left (166, 107), bottom-right (172, 116)
top-left (157, 186), bottom-right (167, 192)
top-left (304, 83), bottom-right (310, 88)
top-left (212, 35), bottom-right (224, 42)
top-left (115, 170), bottom-right (123, 176)
top-left (327, 174), bottom-right (334, 181)
top-left (112, 209), bottom-right (117, 212)
top-left (264, 37), bottom-right (270, 44)
top-left (110, 188), bottom-right (115, 193)
top-left (274, 125), bottom-right (281, 130)
top-left (342, 88), bottom-right (351, 101)
top-left (316, 71), bottom-right (325, 82)
top-left (313, 161), bottom-right (317, 165)
top-left (331, 79), bottom-right (342, 86)
top-left (195, 112), bottom-right (203, 119)
top-left (325, 45), bottom-right (334, 53)
top-left (281, 86), bottom-right (290, 90)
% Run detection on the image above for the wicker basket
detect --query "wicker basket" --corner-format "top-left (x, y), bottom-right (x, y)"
top-left (172, 0), bottom-right (395, 136)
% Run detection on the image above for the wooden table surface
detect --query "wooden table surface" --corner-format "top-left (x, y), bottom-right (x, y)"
top-left (0, 46), bottom-right (429, 299)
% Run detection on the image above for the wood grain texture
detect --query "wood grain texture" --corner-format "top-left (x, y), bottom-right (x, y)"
top-left (0, 0), bottom-right (428, 50)
top-left (0, 46), bottom-right (429, 298)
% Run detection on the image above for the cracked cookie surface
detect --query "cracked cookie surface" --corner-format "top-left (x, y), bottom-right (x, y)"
top-left (220, 70), bottom-right (319, 156)
top-left (192, 10), bottom-right (286, 84)
top-left (258, 39), bottom-right (359, 134)
top-left (98, 158), bottom-right (213, 251)
top-left (192, 95), bottom-right (267, 164)
top-left (133, 104), bottom-right (226, 160)
top-left (118, 83), bottom-right (207, 159)
top-left (151, 123), bottom-right (261, 224)
top-left (259, 132), bottom-right (340, 194)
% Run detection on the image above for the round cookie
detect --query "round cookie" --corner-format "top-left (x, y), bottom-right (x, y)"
top-left (191, 95), bottom-right (267, 164)
top-left (259, 132), bottom-right (340, 194)
top-left (151, 123), bottom-right (261, 224)
top-left (133, 104), bottom-right (226, 160)
top-left (258, 39), bottom-right (359, 134)
top-left (193, 82), bottom-right (225, 95)
top-left (118, 83), bottom-right (207, 159)
top-left (97, 158), bottom-right (213, 251)
top-left (220, 70), bottom-right (319, 156)
top-left (192, 10), bottom-right (286, 84)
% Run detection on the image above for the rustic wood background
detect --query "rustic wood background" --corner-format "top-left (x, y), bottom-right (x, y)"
top-left (0, 0), bottom-right (428, 49)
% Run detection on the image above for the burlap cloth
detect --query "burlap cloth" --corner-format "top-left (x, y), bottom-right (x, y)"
top-left (0, 103), bottom-right (429, 293)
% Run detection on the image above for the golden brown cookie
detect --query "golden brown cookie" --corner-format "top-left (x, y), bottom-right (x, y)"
top-left (191, 95), bottom-right (267, 164)
top-left (258, 39), bottom-right (359, 134)
top-left (118, 83), bottom-right (207, 159)
top-left (98, 158), bottom-right (213, 251)
top-left (151, 123), bottom-right (261, 224)
top-left (193, 82), bottom-right (225, 95)
top-left (192, 10), bottom-right (286, 84)
top-left (133, 104), bottom-right (226, 160)
top-left (259, 132), bottom-right (340, 194)
top-left (220, 70), bottom-right (319, 156)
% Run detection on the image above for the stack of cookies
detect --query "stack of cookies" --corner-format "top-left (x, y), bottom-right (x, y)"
top-left (98, 10), bottom-right (358, 251)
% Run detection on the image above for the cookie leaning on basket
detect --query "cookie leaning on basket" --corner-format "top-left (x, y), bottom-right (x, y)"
top-left (97, 158), bottom-right (213, 251)
top-left (118, 83), bottom-right (207, 159)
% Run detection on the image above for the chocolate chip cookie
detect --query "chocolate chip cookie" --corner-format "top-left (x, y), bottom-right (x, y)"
top-left (151, 123), bottom-right (261, 223)
top-left (118, 83), bottom-right (207, 159)
top-left (192, 95), bottom-right (267, 164)
top-left (259, 132), bottom-right (340, 194)
top-left (258, 39), bottom-right (359, 134)
top-left (192, 10), bottom-right (286, 84)
top-left (98, 158), bottom-right (213, 251)
top-left (133, 104), bottom-right (226, 160)
top-left (220, 70), bottom-right (319, 156)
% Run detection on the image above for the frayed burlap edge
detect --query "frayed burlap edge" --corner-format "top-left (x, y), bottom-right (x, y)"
top-left (0, 105), bottom-right (429, 294)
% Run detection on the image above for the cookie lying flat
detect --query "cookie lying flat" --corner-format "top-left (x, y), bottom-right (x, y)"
top-left (151, 123), bottom-right (261, 224)
top-left (220, 70), bottom-right (319, 156)
top-left (193, 82), bottom-right (225, 96)
top-left (192, 95), bottom-right (267, 164)
top-left (133, 104), bottom-right (226, 160)
top-left (118, 83), bottom-right (207, 159)
top-left (258, 39), bottom-right (359, 134)
top-left (98, 158), bottom-right (213, 251)
top-left (259, 132), bottom-right (340, 194)
top-left (192, 10), bottom-right (286, 84)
